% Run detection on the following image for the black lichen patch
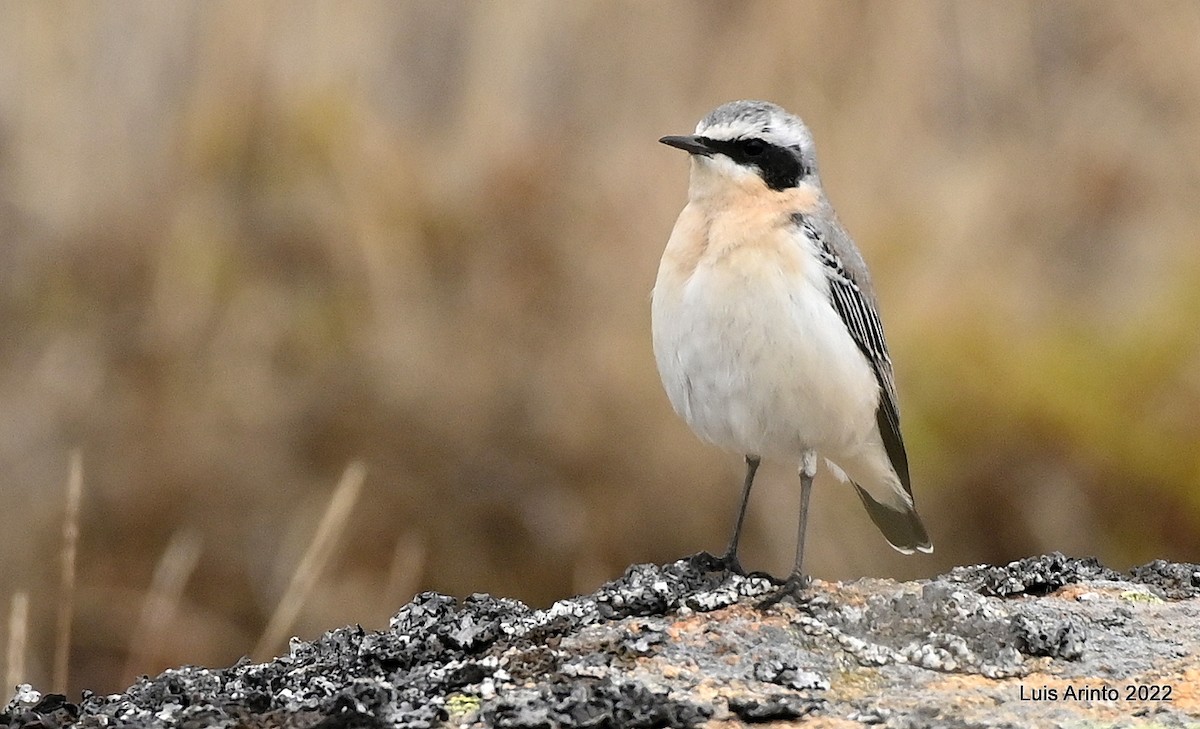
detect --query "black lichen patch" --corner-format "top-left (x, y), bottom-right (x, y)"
top-left (595, 553), bottom-right (770, 619)
top-left (0, 558), bottom-right (752, 729)
top-left (942, 552), bottom-right (1121, 597)
top-left (1128, 560), bottom-right (1200, 599)
top-left (727, 694), bottom-right (821, 722)
top-left (310, 709), bottom-right (390, 729)
top-left (486, 679), bottom-right (711, 729)
top-left (0, 693), bottom-right (78, 729)
top-left (4, 591), bottom-right (536, 729)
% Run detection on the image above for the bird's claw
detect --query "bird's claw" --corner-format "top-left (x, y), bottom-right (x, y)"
top-left (718, 551), bottom-right (747, 576)
top-left (756, 572), bottom-right (813, 609)
top-left (688, 550), bottom-right (747, 576)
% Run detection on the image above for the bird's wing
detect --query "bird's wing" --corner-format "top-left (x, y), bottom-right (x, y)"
top-left (792, 213), bottom-right (912, 497)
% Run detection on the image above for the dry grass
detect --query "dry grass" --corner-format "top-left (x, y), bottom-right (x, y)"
top-left (0, 1), bottom-right (1198, 694)
top-left (52, 451), bottom-right (83, 694)
top-left (123, 530), bottom-right (202, 685)
top-left (6, 592), bottom-right (29, 694)
top-left (254, 462), bottom-right (366, 660)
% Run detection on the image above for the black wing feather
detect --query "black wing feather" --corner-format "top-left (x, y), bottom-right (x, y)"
top-left (794, 214), bottom-right (913, 497)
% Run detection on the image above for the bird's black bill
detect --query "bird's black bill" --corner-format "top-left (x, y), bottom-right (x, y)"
top-left (659, 134), bottom-right (713, 156)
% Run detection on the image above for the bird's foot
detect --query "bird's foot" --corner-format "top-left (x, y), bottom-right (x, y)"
top-left (756, 572), bottom-right (813, 609)
top-left (688, 550), bottom-right (748, 577)
top-left (718, 550), bottom-right (747, 576)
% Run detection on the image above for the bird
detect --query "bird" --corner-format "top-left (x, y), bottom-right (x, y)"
top-left (651, 100), bottom-right (931, 600)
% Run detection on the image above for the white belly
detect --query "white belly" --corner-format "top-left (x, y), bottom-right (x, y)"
top-left (652, 243), bottom-right (880, 463)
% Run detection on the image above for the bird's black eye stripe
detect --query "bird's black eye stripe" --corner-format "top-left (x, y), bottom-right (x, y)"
top-left (697, 136), bottom-right (808, 191)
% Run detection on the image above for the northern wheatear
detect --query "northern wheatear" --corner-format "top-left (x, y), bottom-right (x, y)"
top-left (652, 100), bottom-right (931, 598)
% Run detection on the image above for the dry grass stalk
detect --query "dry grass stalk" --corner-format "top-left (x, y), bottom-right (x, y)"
top-left (253, 461), bottom-right (366, 660)
top-left (123, 530), bottom-right (203, 682)
top-left (6, 591), bottom-right (29, 695)
top-left (53, 450), bottom-right (84, 694)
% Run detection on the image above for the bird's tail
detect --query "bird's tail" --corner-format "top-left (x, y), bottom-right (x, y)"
top-left (852, 483), bottom-right (932, 554)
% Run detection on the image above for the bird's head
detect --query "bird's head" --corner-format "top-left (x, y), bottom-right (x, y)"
top-left (660, 100), bottom-right (820, 197)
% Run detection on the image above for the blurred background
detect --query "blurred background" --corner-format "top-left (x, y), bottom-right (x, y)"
top-left (2, 0), bottom-right (1199, 696)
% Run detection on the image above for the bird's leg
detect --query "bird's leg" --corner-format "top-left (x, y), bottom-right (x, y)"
top-left (717, 455), bottom-right (760, 575)
top-left (760, 451), bottom-right (817, 607)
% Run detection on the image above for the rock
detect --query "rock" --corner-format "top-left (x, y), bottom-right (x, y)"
top-left (4, 552), bottom-right (1198, 728)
